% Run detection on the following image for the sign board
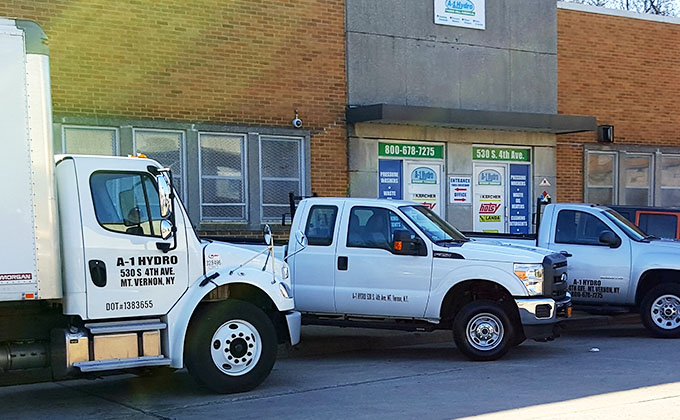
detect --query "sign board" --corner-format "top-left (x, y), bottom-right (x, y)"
top-left (407, 162), bottom-right (443, 217)
top-left (473, 146), bottom-right (530, 162)
top-left (379, 142), bottom-right (443, 159)
top-left (449, 176), bottom-right (471, 204)
top-left (509, 164), bottom-right (530, 234)
top-left (473, 165), bottom-right (505, 233)
top-left (434, 0), bottom-right (486, 30)
top-left (378, 159), bottom-right (402, 200)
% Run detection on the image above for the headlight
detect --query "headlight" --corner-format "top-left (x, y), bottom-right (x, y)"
top-left (281, 264), bottom-right (290, 280)
top-left (514, 263), bottom-right (544, 296)
top-left (279, 282), bottom-right (293, 299)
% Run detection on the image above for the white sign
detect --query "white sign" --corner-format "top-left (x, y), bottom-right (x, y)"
top-left (449, 176), bottom-right (471, 204)
top-left (407, 162), bottom-right (443, 217)
top-left (434, 0), bottom-right (486, 30)
top-left (539, 177), bottom-right (551, 187)
top-left (473, 165), bottom-right (505, 233)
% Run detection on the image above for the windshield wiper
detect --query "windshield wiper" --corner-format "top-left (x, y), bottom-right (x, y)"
top-left (435, 238), bottom-right (468, 244)
top-left (643, 234), bottom-right (658, 241)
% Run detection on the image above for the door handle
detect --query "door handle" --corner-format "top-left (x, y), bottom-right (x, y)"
top-left (88, 260), bottom-right (107, 287)
top-left (337, 256), bottom-right (348, 271)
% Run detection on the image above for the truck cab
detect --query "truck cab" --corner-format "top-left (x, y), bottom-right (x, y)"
top-left (478, 202), bottom-right (680, 338)
top-left (0, 18), bottom-right (299, 393)
top-left (286, 198), bottom-right (571, 361)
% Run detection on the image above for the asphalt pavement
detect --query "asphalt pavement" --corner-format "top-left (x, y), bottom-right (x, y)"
top-left (1, 312), bottom-right (679, 420)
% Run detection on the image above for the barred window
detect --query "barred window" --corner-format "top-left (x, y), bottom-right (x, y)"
top-left (134, 129), bottom-right (185, 201)
top-left (260, 135), bottom-right (304, 221)
top-left (586, 151), bottom-right (616, 205)
top-left (199, 133), bottom-right (247, 221)
top-left (62, 126), bottom-right (117, 155)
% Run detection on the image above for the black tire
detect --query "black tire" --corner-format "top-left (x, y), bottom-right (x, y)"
top-left (185, 299), bottom-right (277, 393)
top-left (510, 331), bottom-right (526, 347)
top-left (640, 283), bottom-right (680, 338)
top-left (453, 300), bottom-right (513, 361)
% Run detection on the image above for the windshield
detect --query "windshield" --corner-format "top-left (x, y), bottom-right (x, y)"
top-left (603, 209), bottom-right (647, 241)
top-left (399, 205), bottom-right (468, 243)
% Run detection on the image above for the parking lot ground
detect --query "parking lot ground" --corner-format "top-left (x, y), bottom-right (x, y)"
top-left (1, 313), bottom-right (678, 420)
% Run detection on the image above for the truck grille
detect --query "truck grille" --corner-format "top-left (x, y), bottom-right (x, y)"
top-left (542, 254), bottom-right (568, 301)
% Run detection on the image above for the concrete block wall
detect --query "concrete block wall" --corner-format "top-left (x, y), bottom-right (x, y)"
top-left (346, 0), bottom-right (558, 114)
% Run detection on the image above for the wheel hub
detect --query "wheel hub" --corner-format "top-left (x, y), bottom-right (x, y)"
top-left (651, 294), bottom-right (680, 330)
top-left (466, 313), bottom-right (504, 351)
top-left (210, 320), bottom-right (262, 376)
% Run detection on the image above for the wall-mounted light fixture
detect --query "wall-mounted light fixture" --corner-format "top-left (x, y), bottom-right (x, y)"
top-left (597, 125), bottom-right (614, 143)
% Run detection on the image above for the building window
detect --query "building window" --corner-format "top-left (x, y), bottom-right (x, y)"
top-left (586, 151), bottom-right (617, 205)
top-left (62, 126), bottom-right (118, 155)
top-left (134, 129), bottom-right (185, 201)
top-left (259, 135), bottom-right (304, 221)
top-left (622, 154), bottom-right (652, 206)
top-left (199, 133), bottom-right (247, 221)
top-left (660, 155), bottom-right (680, 207)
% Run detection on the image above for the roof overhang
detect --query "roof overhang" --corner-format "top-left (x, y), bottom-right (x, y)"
top-left (346, 104), bottom-right (597, 134)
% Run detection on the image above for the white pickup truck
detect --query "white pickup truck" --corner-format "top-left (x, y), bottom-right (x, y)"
top-left (471, 203), bottom-right (680, 338)
top-left (284, 198), bottom-right (571, 360)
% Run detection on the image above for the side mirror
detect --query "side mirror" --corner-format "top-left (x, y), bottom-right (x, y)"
top-left (263, 225), bottom-right (273, 247)
top-left (156, 173), bottom-right (172, 218)
top-left (295, 231), bottom-right (308, 248)
top-left (284, 231), bottom-right (308, 262)
top-left (160, 219), bottom-right (174, 240)
top-left (599, 231), bottom-right (621, 248)
top-left (393, 230), bottom-right (422, 255)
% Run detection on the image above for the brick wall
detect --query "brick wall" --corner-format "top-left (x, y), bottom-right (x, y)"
top-left (0, 0), bottom-right (348, 197)
top-left (557, 7), bottom-right (680, 201)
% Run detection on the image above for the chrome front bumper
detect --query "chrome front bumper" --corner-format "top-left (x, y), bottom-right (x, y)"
top-left (515, 293), bottom-right (572, 340)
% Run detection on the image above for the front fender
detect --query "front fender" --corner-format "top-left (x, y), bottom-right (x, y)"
top-left (164, 266), bottom-right (294, 368)
top-left (425, 263), bottom-right (528, 319)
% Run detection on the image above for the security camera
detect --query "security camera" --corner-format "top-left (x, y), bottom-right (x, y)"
top-left (292, 110), bottom-right (302, 129)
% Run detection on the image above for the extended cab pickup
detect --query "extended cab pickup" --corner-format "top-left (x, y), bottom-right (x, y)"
top-left (285, 198), bottom-right (571, 360)
top-left (471, 203), bottom-right (680, 338)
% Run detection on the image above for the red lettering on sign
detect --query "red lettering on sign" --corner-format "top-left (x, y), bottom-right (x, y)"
top-left (479, 203), bottom-right (501, 214)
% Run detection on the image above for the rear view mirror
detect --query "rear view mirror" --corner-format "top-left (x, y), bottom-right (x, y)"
top-left (160, 219), bottom-right (173, 240)
top-left (156, 173), bottom-right (172, 218)
top-left (264, 225), bottom-right (273, 246)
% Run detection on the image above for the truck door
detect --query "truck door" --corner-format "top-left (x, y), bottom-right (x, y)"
top-left (290, 202), bottom-right (344, 313)
top-left (80, 166), bottom-right (189, 319)
top-left (334, 205), bottom-right (432, 317)
top-left (550, 209), bottom-right (630, 304)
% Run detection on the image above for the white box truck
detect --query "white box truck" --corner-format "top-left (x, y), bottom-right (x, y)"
top-left (0, 18), bottom-right (300, 393)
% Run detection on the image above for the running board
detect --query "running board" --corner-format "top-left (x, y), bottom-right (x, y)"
top-left (302, 315), bottom-right (439, 332)
top-left (74, 356), bottom-right (171, 372)
top-left (84, 319), bottom-right (167, 335)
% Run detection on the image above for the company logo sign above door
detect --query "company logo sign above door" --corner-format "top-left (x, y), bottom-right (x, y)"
top-left (411, 167), bottom-right (437, 184)
top-left (478, 169), bottom-right (501, 185)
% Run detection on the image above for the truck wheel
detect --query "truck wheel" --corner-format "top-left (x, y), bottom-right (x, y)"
top-left (453, 300), bottom-right (513, 361)
top-left (185, 299), bottom-right (277, 393)
top-left (641, 283), bottom-right (680, 338)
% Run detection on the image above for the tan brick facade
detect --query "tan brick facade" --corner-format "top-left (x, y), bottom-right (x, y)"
top-left (0, 0), bottom-right (348, 198)
top-left (558, 7), bottom-right (680, 202)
